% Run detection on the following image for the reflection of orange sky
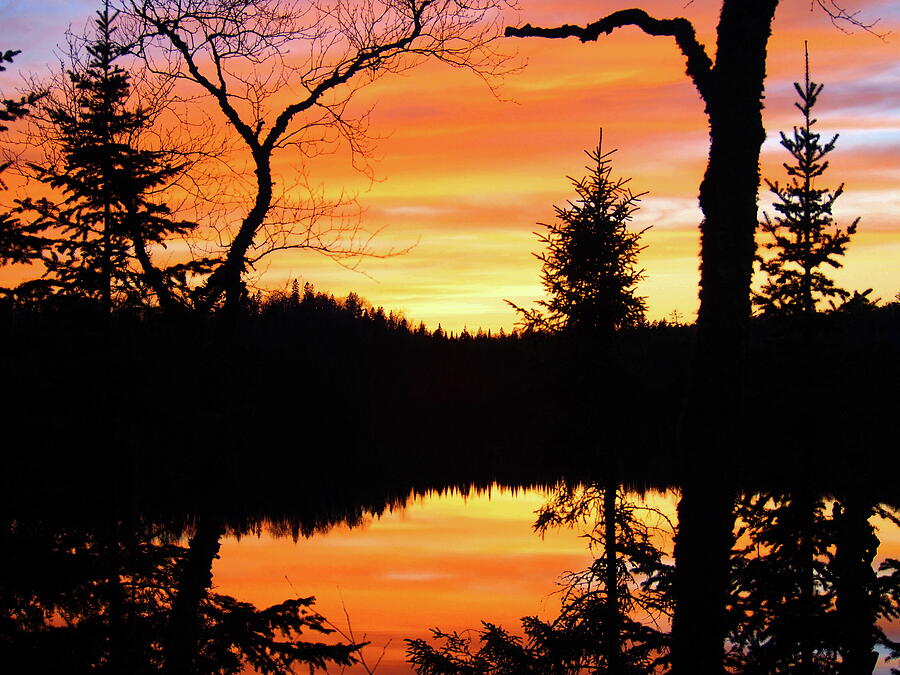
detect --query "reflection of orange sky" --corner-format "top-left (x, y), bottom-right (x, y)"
top-left (213, 488), bottom-right (684, 674)
top-left (213, 488), bottom-right (899, 674)
top-left (2, 1), bottom-right (898, 330)
top-left (213, 489), bottom-right (596, 673)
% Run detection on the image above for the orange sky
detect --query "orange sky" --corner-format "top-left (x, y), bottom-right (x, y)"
top-left (271, 0), bottom-right (900, 331)
top-left (2, 0), bottom-right (899, 330)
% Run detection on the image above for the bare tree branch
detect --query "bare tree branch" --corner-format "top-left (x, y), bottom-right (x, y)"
top-left (115, 0), bottom-right (517, 312)
top-left (813, 0), bottom-right (887, 37)
top-left (505, 9), bottom-right (713, 101)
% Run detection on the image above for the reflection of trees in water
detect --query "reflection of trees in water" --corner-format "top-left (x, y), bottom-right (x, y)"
top-left (728, 492), bottom-right (839, 672)
top-left (407, 484), bottom-right (900, 675)
top-left (407, 479), bottom-right (675, 674)
top-left (2, 484), bottom-right (898, 673)
top-left (0, 515), bottom-right (361, 673)
top-left (728, 492), bottom-right (900, 674)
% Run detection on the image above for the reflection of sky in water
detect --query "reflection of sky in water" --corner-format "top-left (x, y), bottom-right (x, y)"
top-left (215, 488), bottom-right (900, 673)
top-left (215, 487), bottom-right (601, 673)
top-left (214, 487), bottom-right (899, 673)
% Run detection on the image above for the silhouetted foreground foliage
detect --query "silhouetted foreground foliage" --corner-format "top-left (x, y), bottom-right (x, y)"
top-left (0, 515), bottom-right (363, 674)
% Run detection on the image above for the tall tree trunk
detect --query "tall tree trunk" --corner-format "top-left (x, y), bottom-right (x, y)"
top-left (673, 4), bottom-right (778, 674)
top-left (204, 150), bottom-right (274, 315)
top-left (165, 515), bottom-right (225, 674)
top-left (695, 0), bottom-right (775, 406)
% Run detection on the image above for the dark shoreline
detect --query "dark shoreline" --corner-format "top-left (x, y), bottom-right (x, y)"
top-left (2, 301), bottom-right (898, 522)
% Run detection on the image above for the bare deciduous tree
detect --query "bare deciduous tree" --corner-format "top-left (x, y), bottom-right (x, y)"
top-left (116, 0), bottom-right (515, 312)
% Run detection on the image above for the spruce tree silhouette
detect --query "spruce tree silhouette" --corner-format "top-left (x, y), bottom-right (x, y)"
top-left (507, 133), bottom-right (649, 336)
top-left (7, 2), bottom-right (200, 310)
top-left (755, 47), bottom-right (859, 317)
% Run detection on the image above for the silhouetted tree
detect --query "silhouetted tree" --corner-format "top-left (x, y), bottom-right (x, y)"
top-left (507, 135), bottom-right (649, 336)
top-left (755, 50), bottom-right (858, 317)
top-left (116, 0), bottom-right (513, 314)
top-left (6, 3), bottom-right (201, 310)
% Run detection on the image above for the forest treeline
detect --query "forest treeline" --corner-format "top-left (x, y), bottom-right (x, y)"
top-left (2, 282), bottom-right (898, 516)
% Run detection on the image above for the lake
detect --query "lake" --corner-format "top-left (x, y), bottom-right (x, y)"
top-left (3, 480), bottom-right (898, 673)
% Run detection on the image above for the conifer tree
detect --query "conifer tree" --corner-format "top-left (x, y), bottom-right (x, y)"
top-left (754, 48), bottom-right (858, 317)
top-left (7, 2), bottom-right (199, 310)
top-left (508, 133), bottom-right (650, 335)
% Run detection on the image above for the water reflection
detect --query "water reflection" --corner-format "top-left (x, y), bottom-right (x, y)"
top-left (2, 483), bottom-right (898, 674)
top-left (0, 515), bottom-right (361, 673)
top-left (409, 481), bottom-right (675, 673)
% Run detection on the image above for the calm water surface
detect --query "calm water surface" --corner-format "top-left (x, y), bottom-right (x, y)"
top-left (212, 486), bottom-right (899, 674)
top-left (215, 487), bottom-right (620, 673)
top-left (5, 483), bottom-right (897, 673)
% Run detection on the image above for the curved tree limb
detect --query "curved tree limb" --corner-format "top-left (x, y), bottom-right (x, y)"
top-left (505, 9), bottom-right (713, 101)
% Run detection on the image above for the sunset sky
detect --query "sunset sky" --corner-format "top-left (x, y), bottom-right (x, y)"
top-left (1, 0), bottom-right (898, 331)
